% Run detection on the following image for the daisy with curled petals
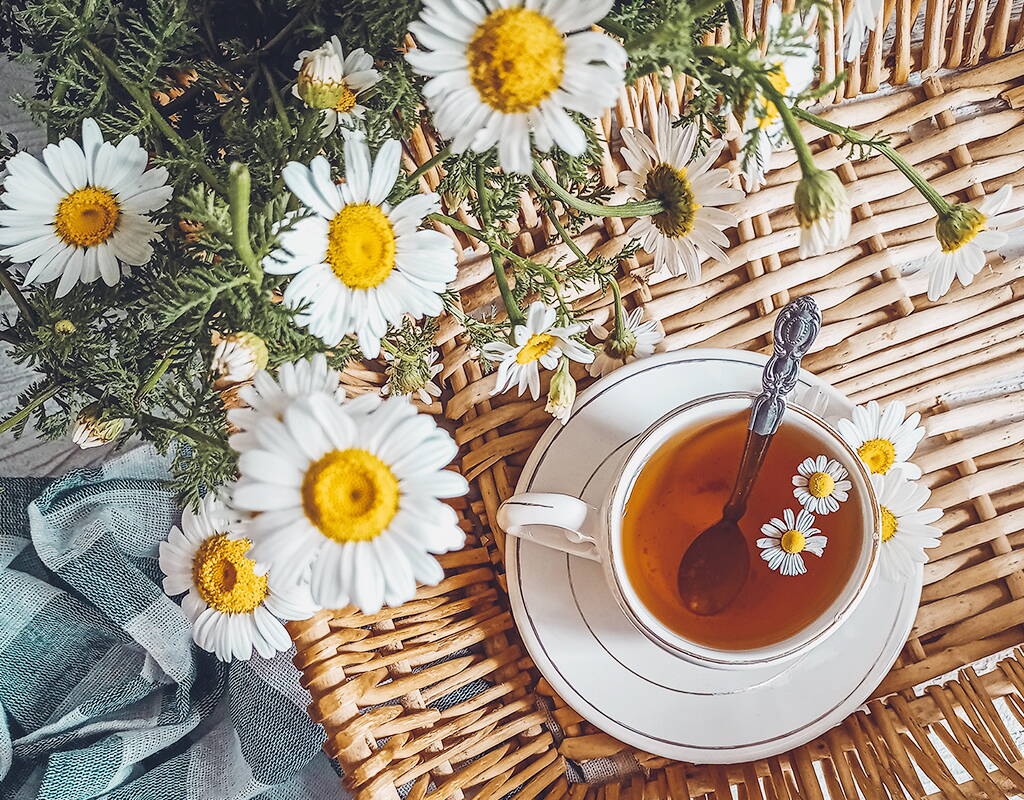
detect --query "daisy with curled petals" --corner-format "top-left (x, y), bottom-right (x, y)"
top-left (292, 36), bottom-right (380, 136)
top-left (0, 118), bottom-right (171, 297)
top-left (757, 508), bottom-right (828, 576)
top-left (405, 0), bottom-right (626, 174)
top-left (588, 307), bottom-right (663, 377)
top-left (872, 472), bottom-right (942, 582)
top-left (792, 455), bottom-right (852, 515)
top-left (231, 392), bottom-right (468, 612)
top-left (227, 353), bottom-right (344, 450)
top-left (836, 400), bottom-right (925, 480)
top-left (482, 301), bottom-right (593, 400)
top-left (382, 349), bottom-right (443, 405)
top-left (619, 106), bottom-right (743, 281)
top-left (264, 137), bottom-right (456, 358)
top-left (922, 186), bottom-right (1024, 301)
top-left (159, 493), bottom-right (317, 662)
top-left (739, 5), bottom-right (817, 191)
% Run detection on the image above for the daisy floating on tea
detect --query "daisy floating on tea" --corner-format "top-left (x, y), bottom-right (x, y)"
top-left (792, 455), bottom-right (851, 514)
top-left (757, 508), bottom-right (828, 577)
top-left (837, 400), bottom-right (925, 479)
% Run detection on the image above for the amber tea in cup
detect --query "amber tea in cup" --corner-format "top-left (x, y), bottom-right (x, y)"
top-left (621, 407), bottom-right (868, 651)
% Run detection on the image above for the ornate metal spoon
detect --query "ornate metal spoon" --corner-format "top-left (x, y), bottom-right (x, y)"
top-left (676, 296), bottom-right (822, 616)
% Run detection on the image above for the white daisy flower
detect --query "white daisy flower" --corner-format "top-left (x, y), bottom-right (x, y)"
top-left (158, 492), bottom-right (318, 661)
top-left (382, 349), bottom-right (443, 405)
top-left (794, 168), bottom-right (851, 258)
top-left (265, 138), bottom-right (457, 358)
top-left (230, 392), bottom-right (468, 612)
top-left (619, 106), bottom-right (743, 281)
top-left (482, 301), bottom-right (593, 401)
top-left (836, 400), bottom-right (926, 480)
top-left (292, 36), bottom-right (380, 136)
top-left (739, 5), bottom-right (817, 191)
top-left (588, 306), bottom-right (663, 377)
top-left (844, 0), bottom-right (884, 61)
top-left (72, 403), bottom-right (126, 449)
top-left (873, 472), bottom-right (942, 582)
top-left (921, 186), bottom-right (1024, 301)
top-left (212, 331), bottom-right (269, 386)
top-left (792, 455), bottom-right (852, 514)
top-left (757, 508), bottom-right (828, 576)
top-left (0, 118), bottom-right (172, 297)
top-left (227, 353), bottom-right (344, 450)
top-left (405, 0), bottom-right (626, 174)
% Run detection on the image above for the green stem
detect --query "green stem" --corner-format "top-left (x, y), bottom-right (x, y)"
top-left (84, 41), bottom-right (227, 195)
top-left (536, 182), bottom-right (590, 266)
top-left (228, 162), bottom-right (262, 282)
top-left (609, 277), bottom-right (627, 338)
top-left (428, 213), bottom-right (526, 264)
top-left (137, 354), bottom-right (175, 400)
top-left (408, 146), bottom-right (450, 184)
top-left (138, 413), bottom-right (221, 448)
top-left (0, 383), bottom-right (60, 435)
top-left (532, 165), bottom-right (664, 218)
top-left (47, 79), bottom-right (68, 144)
top-left (597, 16), bottom-right (635, 39)
top-left (755, 76), bottom-right (817, 176)
top-left (0, 267), bottom-right (37, 326)
top-left (261, 63), bottom-right (291, 129)
top-left (476, 165), bottom-right (525, 328)
top-left (792, 106), bottom-right (950, 214)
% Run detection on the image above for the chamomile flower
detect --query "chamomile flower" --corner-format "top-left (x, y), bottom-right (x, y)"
top-left (792, 455), bottom-right (852, 514)
top-left (0, 118), bottom-right (171, 297)
top-left (588, 307), bottom-right (663, 377)
top-left (382, 349), bottom-right (443, 405)
top-left (158, 493), bottom-right (318, 662)
top-left (72, 403), bottom-right (126, 449)
top-left (545, 357), bottom-right (576, 423)
top-left (619, 106), bottom-right (743, 281)
top-left (844, 0), bottom-right (884, 60)
top-left (482, 301), bottom-right (593, 400)
top-left (794, 168), bottom-right (851, 258)
top-left (757, 508), bottom-right (828, 576)
top-left (265, 138), bottom-right (457, 358)
top-left (230, 392), bottom-right (468, 612)
top-left (212, 332), bottom-right (269, 386)
top-left (739, 5), bottom-right (817, 191)
top-left (873, 472), bottom-right (942, 582)
top-left (227, 353), bottom-right (344, 450)
top-left (836, 400), bottom-right (925, 480)
top-left (405, 0), bottom-right (626, 174)
top-left (292, 36), bottom-right (380, 136)
top-left (921, 186), bottom-right (1024, 301)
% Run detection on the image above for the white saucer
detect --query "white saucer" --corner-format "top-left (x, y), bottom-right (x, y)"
top-left (505, 348), bottom-right (921, 763)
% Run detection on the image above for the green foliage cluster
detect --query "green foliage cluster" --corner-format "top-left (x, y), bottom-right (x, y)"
top-left (0, 0), bottom-right (837, 503)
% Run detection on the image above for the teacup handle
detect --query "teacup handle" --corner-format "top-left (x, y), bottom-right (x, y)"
top-left (497, 493), bottom-right (601, 561)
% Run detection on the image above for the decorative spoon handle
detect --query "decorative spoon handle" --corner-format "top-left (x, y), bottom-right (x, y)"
top-left (749, 296), bottom-right (823, 436)
top-left (722, 296), bottom-right (822, 522)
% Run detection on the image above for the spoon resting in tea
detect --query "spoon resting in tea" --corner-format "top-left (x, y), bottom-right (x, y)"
top-left (677, 296), bottom-right (822, 616)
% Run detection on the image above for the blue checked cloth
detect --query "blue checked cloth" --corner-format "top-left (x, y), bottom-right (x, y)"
top-left (0, 447), bottom-right (346, 800)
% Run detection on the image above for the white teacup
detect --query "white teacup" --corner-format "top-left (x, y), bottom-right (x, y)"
top-left (497, 392), bottom-right (881, 669)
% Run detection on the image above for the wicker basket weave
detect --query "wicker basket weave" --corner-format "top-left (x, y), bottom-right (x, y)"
top-left (287, 2), bottom-right (1024, 796)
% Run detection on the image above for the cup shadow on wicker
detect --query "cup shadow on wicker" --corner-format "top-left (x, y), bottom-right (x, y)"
top-left (287, 26), bottom-right (1024, 800)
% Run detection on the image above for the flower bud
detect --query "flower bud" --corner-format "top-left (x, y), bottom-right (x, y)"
top-left (54, 319), bottom-right (76, 335)
top-left (72, 403), bottom-right (126, 449)
top-left (794, 168), bottom-right (851, 258)
top-left (544, 358), bottom-right (576, 424)
top-left (935, 203), bottom-right (986, 253)
top-left (212, 332), bottom-right (269, 386)
top-left (296, 46), bottom-right (353, 111)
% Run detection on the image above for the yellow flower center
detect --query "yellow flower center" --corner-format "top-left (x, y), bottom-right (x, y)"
top-left (781, 529), bottom-right (806, 554)
top-left (326, 204), bottom-right (396, 289)
top-left (334, 86), bottom-right (357, 113)
top-left (192, 534), bottom-right (268, 614)
top-left (54, 186), bottom-right (120, 248)
top-left (880, 505), bottom-right (898, 542)
top-left (516, 333), bottom-right (557, 364)
top-left (645, 164), bottom-right (700, 239)
top-left (301, 448), bottom-right (399, 542)
top-left (756, 65), bottom-right (790, 129)
top-left (807, 471), bottom-right (835, 498)
top-left (466, 7), bottom-right (565, 113)
top-left (858, 438), bottom-right (896, 475)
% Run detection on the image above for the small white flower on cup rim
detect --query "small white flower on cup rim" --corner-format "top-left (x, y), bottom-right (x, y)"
top-left (792, 455), bottom-right (852, 515)
top-left (757, 508), bottom-right (828, 576)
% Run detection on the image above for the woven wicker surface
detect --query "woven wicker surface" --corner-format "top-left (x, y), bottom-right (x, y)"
top-left (287, 17), bottom-right (1024, 798)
